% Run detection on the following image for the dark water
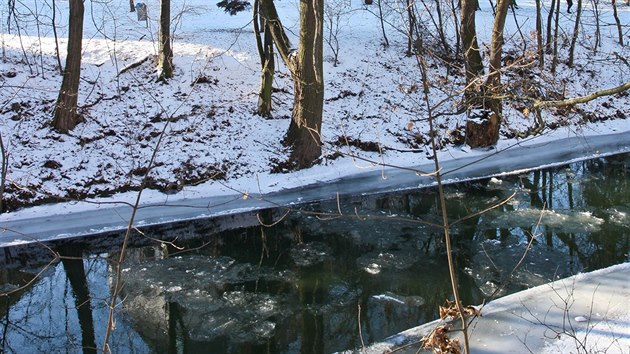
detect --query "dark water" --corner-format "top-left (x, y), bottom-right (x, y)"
top-left (0, 154), bottom-right (628, 353)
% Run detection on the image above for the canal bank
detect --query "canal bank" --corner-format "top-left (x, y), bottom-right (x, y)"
top-left (348, 262), bottom-right (630, 354)
top-left (2, 130), bottom-right (630, 247)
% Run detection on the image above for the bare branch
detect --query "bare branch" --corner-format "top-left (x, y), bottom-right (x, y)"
top-left (534, 80), bottom-right (630, 108)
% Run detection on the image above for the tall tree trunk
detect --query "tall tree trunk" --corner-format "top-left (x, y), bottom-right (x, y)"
top-left (611, 0), bottom-right (623, 46)
top-left (545, 0), bottom-right (556, 53)
top-left (285, 0), bottom-right (324, 168)
top-left (260, 0), bottom-right (325, 169)
top-left (535, 0), bottom-right (544, 68)
top-left (550, 0), bottom-right (560, 74)
top-left (406, 0), bottom-right (417, 56)
top-left (568, 0), bottom-right (582, 66)
top-left (460, 0), bottom-right (483, 96)
top-left (52, 0), bottom-right (84, 133)
top-left (254, 0), bottom-right (275, 117)
top-left (466, 0), bottom-right (509, 148)
top-left (157, 0), bottom-right (173, 81)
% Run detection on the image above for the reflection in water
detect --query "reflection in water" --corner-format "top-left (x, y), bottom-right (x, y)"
top-left (0, 153), bottom-right (628, 353)
top-left (59, 246), bottom-right (96, 354)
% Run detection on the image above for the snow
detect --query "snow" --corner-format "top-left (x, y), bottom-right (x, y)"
top-left (0, 0), bottom-right (629, 351)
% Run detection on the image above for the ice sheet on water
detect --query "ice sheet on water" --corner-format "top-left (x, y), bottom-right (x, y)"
top-left (489, 208), bottom-right (605, 234)
top-left (606, 207), bottom-right (630, 227)
top-left (119, 253), bottom-right (299, 344)
top-left (466, 240), bottom-right (573, 298)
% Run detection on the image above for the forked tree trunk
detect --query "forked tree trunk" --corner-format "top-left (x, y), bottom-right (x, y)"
top-left (466, 0), bottom-right (509, 148)
top-left (260, 0), bottom-right (325, 169)
top-left (157, 0), bottom-right (173, 81)
top-left (52, 0), bottom-right (84, 133)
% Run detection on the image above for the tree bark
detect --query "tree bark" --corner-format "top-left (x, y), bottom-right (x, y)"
top-left (460, 0), bottom-right (483, 95)
top-left (466, 0), bottom-right (509, 148)
top-left (260, 0), bottom-right (324, 169)
top-left (611, 0), bottom-right (623, 46)
top-left (545, 0), bottom-right (556, 54)
top-left (534, 0), bottom-right (544, 68)
top-left (52, 0), bottom-right (84, 133)
top-left (157, 0), bottom-right (173, 81)
top-left (254, 0), bottom-right (275, 117)
top-left (568, 0), bottom-right (582, 67)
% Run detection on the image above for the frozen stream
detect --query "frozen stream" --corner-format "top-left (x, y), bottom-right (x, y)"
top-left (0, 151), bottom-right (628, 353)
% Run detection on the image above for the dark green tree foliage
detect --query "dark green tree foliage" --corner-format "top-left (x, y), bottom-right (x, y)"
top-left (217, 0), bottom-right (251, 15)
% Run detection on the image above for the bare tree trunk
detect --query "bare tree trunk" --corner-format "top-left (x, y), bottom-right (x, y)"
top-left (52, 0), bottom-right (84, 133)
top-left (406, 0), bottom-right (417, 56)
top-left (460, 0), bottom-right (483, 96)
top-left (377, 0), bottom-right (389, 47)
top-left (254, 0), bottom-right (274, 117)
top-left (285, 0), bottom-right (324, 168)
top-left (52, 0), bottom-right (63, 73)
top-left (130, 0), bottom-right (135, 12)
top-left (260, 0), bottom-right (325, 169)
top-left (568, 0), bottom-right (582, 66)
top-left (466, 0), bottom-right (509, 148)
top-left (0, 133), bottom-right (7, 213)
top-left (545, 0), bottom-right (556, 53)
top-left (535, 0), bottom-right (544, 68)
top-left (157, 0), bottom-right (173, 81)
top-left (450, 0), bottom-right (461, 58)
top-left (592, 0), bottom-right (600, 51)
top-left (550, 0), bottom-right (560, 74)
top-left (461, 0), bottom-right (483, 95)
top-left (611, 0), bottom-right (623, 46)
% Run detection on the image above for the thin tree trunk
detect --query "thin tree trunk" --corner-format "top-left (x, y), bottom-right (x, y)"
top-left (406, 0), bottom-right (417, 56)
top-left (550, 0), bottom-right (560, 74)
top-left (377, 0), bottom-right (389, 47)
top-left (254, 0), bottom-right (274, 117)
top-left (535, 0), bottom-right (544, 68)
top-left (52, 0), bottom-right (63, 73)
top-left (545, 0), bottom-right (556, 53)
top-left (592, 0), bottom-right (600, 51)
top-left (53, 0), bottom-right (84, 133)
top-left (450, 0), bottom-right (461, 58)
top-left (157, 0), bottom-right (173, 81)
top-left (611, 0), bottom-right (623, 46)
top-left (568, 0), bottom-right (582, 66)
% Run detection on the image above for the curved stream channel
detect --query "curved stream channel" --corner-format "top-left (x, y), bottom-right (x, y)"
top-left (0, 153), bottom-right (628, 353)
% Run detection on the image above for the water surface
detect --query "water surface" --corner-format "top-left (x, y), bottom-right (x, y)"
top-left (0, 153), bottom-right (628, 353)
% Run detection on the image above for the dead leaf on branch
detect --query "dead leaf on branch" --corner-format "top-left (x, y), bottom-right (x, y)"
top-left (439, 300), bottom-right (481, 320)
top-left (420, 325), bottom-right (461, 354)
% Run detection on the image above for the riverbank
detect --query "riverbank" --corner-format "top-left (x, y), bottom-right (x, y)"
top-left (349, 262), bottom-right (630, 353)
top-left (1, 129), bottom-right (629, 247)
